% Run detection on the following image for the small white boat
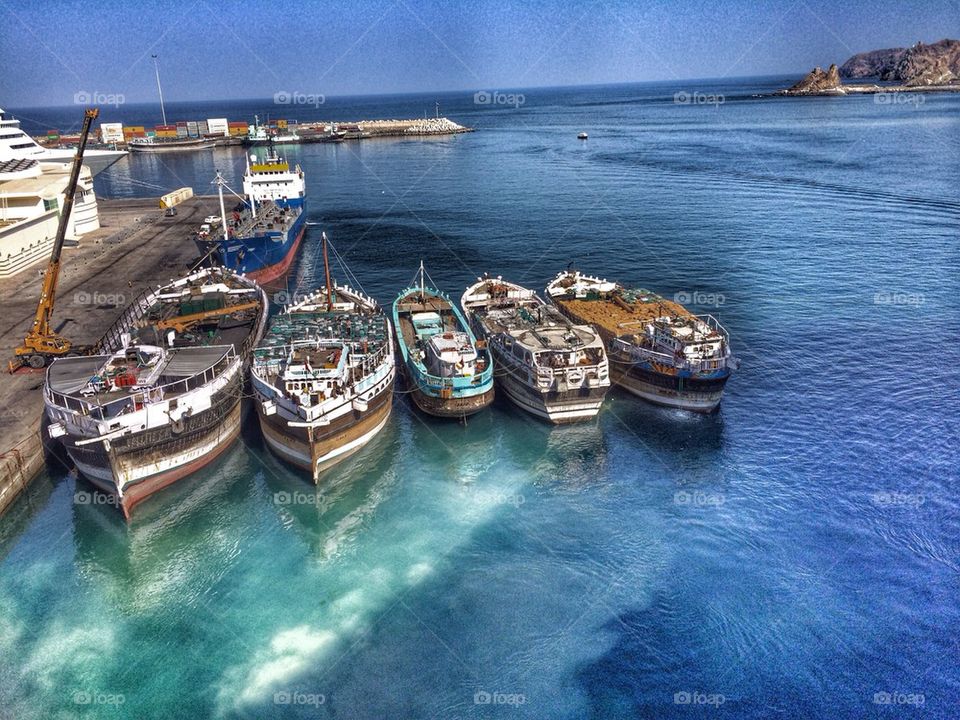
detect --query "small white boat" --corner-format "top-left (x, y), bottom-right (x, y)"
top-left (577, 132), bottom-right (588, 140)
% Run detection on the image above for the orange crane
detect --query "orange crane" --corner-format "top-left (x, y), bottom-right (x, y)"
top-left (11, 108), bottom-right (99, 371)
top-left (155, 301), bottom-right (260, 334)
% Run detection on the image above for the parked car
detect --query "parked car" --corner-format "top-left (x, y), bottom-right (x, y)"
top-left (164, 207), bottom-right (178, 217)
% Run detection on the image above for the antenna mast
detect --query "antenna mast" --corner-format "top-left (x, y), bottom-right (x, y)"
top-left (322, 232), bottom-right (333, 311)
top-left (151, 55), bottom-right (167, 126)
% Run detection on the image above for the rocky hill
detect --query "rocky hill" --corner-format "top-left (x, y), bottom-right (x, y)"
top-left (783, 64), bottom-right (844, 94)
top-left (839, 39), bottom-right (960, 86)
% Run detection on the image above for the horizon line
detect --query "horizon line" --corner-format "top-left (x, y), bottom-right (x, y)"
top-left (7, 73), bottom-right (805, 111)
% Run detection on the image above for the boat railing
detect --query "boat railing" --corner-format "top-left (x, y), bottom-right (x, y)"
top-left (611, 337), bottom-right (729, 373)
top-left (46, 347), bottom-right (237, 421)
top-left (93, 287), bottom-right (159, 354)
top-left (617, 313), bottom-right (729, 338)
top-left (412, 348), bottom-right (494, 389)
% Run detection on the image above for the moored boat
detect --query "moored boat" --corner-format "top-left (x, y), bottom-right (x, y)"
top-left (196, 150), bottom-right (306, 285)
top-left (251, 233), bottom-right (395, 482)
top-left (127, 137), bottom-right (217, 152)
top-left (393, 263), bottom-right (494, 418)
top-left (43, 267), bottom-right (268, 518)
top-left (461, 276), bottom-right (610, 423)
top-left (546, 271), bottom-right (733, 412)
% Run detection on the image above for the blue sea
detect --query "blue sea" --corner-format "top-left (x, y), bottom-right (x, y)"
top-left (2, 78), bottom-right (959, 719)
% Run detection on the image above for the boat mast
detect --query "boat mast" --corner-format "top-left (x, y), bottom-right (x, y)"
top-left (215, 171), bottom-right (229, 241)
top-left (246, 153), bottom-right (257, 217)
top-left (322, 232), bottom-right (333, 311)
top-left (151, 55), bottom-right (167, 126)
top-left (419, 259), bottom-right (425, 301)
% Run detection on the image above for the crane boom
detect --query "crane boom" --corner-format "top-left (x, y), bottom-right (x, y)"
top-left (12, 107), bottom-right (99, 370)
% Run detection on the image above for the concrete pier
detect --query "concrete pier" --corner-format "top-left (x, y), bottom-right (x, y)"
top-left (0, 195), bottom-right (224, 516)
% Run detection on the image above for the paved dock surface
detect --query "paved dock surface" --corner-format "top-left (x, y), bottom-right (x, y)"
top-left (0, 195), bottom-right (222, 515)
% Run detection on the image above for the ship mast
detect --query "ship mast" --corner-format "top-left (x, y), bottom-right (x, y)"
top-left (419, 259), bottom-right (425, 301)
top-left (151, 55), bottom-right (167, 126)
top-left (322, 232), bottom-right (333, 311)
top-left (246, 153), bottom-right (257, 216)
top-left (214, 170), bottom-right (229, 241)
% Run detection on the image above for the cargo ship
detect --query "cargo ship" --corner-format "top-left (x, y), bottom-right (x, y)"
top-left (461, 276), bottom-right (610, 423)
top-left (393, 263), bottom-right (494, 418)
top-left (127, 137), bottom-right (217, 153)
top-left (196, 150), bottom-right (306, 285)
top-left (546, 271), bottom-right (733, 412)
top-left (251, 233), bottom-right (395, 482)
top-left (43, 268), bottom-right (268, 518)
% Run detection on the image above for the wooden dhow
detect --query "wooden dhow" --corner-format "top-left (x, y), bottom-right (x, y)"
top-left (44, 267), bottom-right (268, 518)
top-left (462, 276), bottom-right (609, 423)
top-left (546, 271), bottom-right (733, 412)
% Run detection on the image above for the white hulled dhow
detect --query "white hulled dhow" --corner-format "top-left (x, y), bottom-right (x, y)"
top-left (43, 268), bottom-right (268, 518)
top-left (251, 239), bottom-right (395, 482)
top-left (462, 276), bottom-right (610, 423)
top-left (546, 271), bottom-right (734, 412)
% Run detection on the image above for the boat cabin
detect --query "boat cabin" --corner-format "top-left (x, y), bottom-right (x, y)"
top-left (281, 343), bottom-right (349, 406)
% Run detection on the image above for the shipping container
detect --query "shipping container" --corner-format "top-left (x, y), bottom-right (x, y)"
top-left (159, 187), bottom-right (194, 209)
top-left (100, 122), bottom-right (124, 143)
top-left (206, 118), bottom-right (229, 137)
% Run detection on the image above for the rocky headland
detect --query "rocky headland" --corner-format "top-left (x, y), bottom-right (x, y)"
top-left (778, 38), bottom-right (960, 96)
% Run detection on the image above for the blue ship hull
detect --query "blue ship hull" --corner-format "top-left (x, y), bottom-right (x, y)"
top-left (199, 200), bottom-right (306, 284)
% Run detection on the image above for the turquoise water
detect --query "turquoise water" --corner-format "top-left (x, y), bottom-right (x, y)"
top-left (2, 79), bottom-right (960, 718)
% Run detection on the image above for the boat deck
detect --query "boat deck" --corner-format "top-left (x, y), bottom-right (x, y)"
top-left (556, 292), bottom-right (692, 337)
top-left (230, 200), bottom-right (298, 238)
top-left (396, 296), bottom-right (459, 353)
top-left (47, 345), bottom-right (231, 404)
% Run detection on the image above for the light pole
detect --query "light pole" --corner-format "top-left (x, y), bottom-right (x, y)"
top-left (152, 54), bottom-right (167, 126)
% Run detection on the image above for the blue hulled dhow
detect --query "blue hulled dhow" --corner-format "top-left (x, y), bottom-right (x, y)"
top-left (546, 271), bottom-right (733, 412)
top-left (251, 234), bottom-right (395, 482)
top-left (197, 151), bottom-right (306, 285)
top-left (462, 276), bottom-right (610, 423)
top-left (393, 263), bottom-right (494, 418)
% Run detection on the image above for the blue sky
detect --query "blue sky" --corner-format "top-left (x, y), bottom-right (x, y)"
top-left (1, 0), bottom-right (957, 106)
